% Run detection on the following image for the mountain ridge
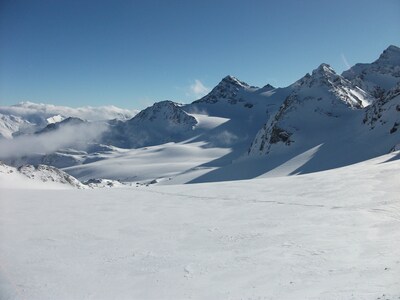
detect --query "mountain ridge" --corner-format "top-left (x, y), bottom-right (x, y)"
top-left (0, 45), bottom-right (399, 184)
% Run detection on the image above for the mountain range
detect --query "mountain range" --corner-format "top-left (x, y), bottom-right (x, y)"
top-left (0, 45), bottom-right (399, 185)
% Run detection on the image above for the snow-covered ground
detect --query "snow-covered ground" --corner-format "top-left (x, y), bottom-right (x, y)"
top-left (1, 152), bottom-right (399, 299)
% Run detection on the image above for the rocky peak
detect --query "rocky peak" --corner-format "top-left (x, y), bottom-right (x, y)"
top-left (376, 45), bottom-right (400, 65)
top-left (262, 83), bottom-right (275, 90)
top-left (193, 75), bottom-right (254, 104)
top-left (220, 75), bottom-right (250, 88)
top-left (342, 45), bottom-right (400, 100)
top-left (130, 100), bottom-right (197, 126)
top-left (294, 64), bottom-right (346, 90)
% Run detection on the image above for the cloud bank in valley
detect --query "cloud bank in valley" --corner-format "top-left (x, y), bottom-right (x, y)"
top-left (0, 122), bottom-right (108, 158)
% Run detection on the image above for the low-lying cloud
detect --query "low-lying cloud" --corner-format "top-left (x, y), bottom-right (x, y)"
top-left (0, 122), bottom-right (107, 158)
top-left (0, 101), bottom-right (138, 122)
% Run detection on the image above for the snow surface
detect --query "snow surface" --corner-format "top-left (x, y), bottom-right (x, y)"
top-left (0, 152), bottom-right (399, 299)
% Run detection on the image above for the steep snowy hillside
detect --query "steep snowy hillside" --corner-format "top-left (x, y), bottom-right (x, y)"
top-left (0, 161), bottom-right (85, 189)
top-left (342, 45), bottom-right (400, 100)
top-left (248, 63), bottom-right (372, 157)
top-left (1, 153), bottom-right (399, 299)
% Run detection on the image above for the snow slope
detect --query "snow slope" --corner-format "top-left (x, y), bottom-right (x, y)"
top-left (0, 152), bottom-right (399, 299)
top-left (0, 162), bottom-right (85, 189)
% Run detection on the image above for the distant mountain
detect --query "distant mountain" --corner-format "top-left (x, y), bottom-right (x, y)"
top-left (103, 100), bottom-right (198, 148)
top-left (0, 102), bottom-right (138, 138)
top-left (193, 75), bottom-right (259, 105)
top-left (35, 117), bottom-right (86, 135)
top-left (342, 45), bottom-right (400, 100)
top-left (0, 113), bottom-right (33, 139)
top-left (0, 45), bottom-right (398, 184)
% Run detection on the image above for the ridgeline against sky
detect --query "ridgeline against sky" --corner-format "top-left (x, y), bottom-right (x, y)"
top-left (0, 0), bottom-right (399, 109)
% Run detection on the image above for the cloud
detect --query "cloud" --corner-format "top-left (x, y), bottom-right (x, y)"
top-left (189, 79), bottom-right (210, 98)
top-left (0, 122), bottom-right (107, 159)
top-left (341, 53), bottom-right (351, 70)
top-left (0, 102), bottom-right (137, 122)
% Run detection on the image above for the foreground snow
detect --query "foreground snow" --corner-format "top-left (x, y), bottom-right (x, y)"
top-left (0, 153), bottom-right (399, 299)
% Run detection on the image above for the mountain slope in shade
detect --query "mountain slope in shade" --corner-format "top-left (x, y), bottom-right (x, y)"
top-left (342, 45), bottom-right (400, 100)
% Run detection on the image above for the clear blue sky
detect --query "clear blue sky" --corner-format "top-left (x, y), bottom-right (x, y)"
top-left (1, 0), bottom-right (399, 109)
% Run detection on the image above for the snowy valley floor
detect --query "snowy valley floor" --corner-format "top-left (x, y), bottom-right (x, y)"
top-left (1, 153), bottom-right (400, 300)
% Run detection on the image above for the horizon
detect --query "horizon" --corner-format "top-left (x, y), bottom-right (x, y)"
top-left (1, 0), bottom-right (399, 110)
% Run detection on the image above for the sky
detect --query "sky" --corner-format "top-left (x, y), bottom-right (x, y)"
top-left (0, 0), bottom-right (399, 110)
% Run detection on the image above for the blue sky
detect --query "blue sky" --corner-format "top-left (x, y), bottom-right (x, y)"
top-left (1, 0), bottom-right (399, 109)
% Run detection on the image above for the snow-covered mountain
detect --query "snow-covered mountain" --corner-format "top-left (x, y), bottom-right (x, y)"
top-left (35, 117), bottom-right (86, 135)
top-left (193, 75), bottom-right (260, 105)
top-left (244, 50), bottom-right (399, 177)
top-left (0, 161), bottom-right (85, 189)
top-left (0, 113), bottom-right (33, 139)
top-left (0, 45), bottom-right (398, 184)
top-left (0, 101), bottom-right (138, 138)
top-left (247, 63), bottom-right (373, 156)
top-left (342, 45), bottom-right (400, 100)
top-left (102, 100), bottom-right (198, 148)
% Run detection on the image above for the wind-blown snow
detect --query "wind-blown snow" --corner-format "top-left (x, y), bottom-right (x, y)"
top-left (0, 152), bottom-right (399, 299)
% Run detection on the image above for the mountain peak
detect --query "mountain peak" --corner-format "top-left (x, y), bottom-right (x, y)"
top-left (192, 75), bottom-right (254, 104)
top-left (262, 83), bottom-right (275, 90)
top-left (221, 75), bottom-right (250, 88)
top-left (313, 63), bottom-right (336, 76)
top-left (377, 45), bottom-right (400, 64)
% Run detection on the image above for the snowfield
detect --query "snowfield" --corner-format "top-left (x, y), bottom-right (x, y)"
top-left (1, 152), bottom-right (399, 300)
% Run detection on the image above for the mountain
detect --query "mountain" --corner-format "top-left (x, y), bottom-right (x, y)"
top-left (0, 113), bottom-right (33, 139)
top-left (0, 45), bottom-right (399, 184)
top-left (0, 161), bottom-right (85, 189)
top-left (35, 117), bottom-right (86, 135)
top-left (193, 75), bottom-right (259, 105)
top-left (102, 100), bottom-right (198, 148)
top-left (247, 63), bottom-right (372, 156)
top-left (243, 50), bottom-right (399, 177)
top-left (342, 45), bottom-right (400, 100)
top-left (0, 101), bottom-right (138, 138)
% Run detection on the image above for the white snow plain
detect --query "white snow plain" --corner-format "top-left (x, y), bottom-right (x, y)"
top-left (1, 152), bottom-right (399, 300)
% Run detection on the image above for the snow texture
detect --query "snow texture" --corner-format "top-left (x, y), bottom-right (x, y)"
top-left (0, 153), bottom-right (399, 299)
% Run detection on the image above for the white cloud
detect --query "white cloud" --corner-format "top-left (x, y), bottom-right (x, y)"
top-left (0, 102), bottom-right (137, 122)
top-left (189, 79), bottom-right (210, 98)
top-left (0, 122), bottom-right (107, 158)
